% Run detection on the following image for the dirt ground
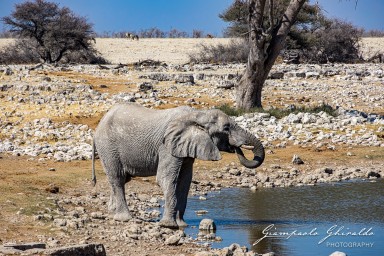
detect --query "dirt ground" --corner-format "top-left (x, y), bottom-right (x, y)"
top-left (1, 144), bottom-right (383, 255)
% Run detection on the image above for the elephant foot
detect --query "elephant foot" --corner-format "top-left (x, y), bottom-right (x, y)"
top-left (176, 218), bottom-right (188, 228)
top-left (159, 218), bottom-right (178, 229)
top-left (113, 211), bottom-right (132, 222)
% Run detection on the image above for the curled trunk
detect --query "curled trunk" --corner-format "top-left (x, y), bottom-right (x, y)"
top-left (230, 127), bottom-right (265, 169)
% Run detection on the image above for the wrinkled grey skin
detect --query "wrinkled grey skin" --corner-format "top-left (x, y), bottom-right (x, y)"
top-left (92, 103), bottom-right (264, 228)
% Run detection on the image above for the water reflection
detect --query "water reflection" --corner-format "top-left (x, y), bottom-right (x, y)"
top-left (184, 180), bottom-right (384, 255)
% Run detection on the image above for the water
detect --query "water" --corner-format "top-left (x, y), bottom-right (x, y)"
top-left (183, 180), bottom-right (384, 256)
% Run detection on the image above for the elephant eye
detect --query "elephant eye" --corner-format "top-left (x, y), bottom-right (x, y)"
top-left (223, 124), bottom-right (230, 132)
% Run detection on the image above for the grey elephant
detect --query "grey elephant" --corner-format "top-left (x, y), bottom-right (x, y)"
top-left (92, 103), bottom-right (264, 228)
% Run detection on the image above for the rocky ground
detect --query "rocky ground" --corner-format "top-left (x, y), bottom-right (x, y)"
top-left (0, 39), bottom-right (383, 255)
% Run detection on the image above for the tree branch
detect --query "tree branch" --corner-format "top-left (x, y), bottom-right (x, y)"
top-left (264, 0), bottom-right (306, 72)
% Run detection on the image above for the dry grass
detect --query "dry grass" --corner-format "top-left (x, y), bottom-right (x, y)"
top-left (94, 38), bottom-right (231, 64)
top-left (1, 37), bottom-right (383, 64)
top-left (359, 37), bottom-right (384, 59)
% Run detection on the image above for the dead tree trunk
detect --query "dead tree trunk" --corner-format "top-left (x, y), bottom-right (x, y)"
top-left (236, 0), bottom-right (306, 110)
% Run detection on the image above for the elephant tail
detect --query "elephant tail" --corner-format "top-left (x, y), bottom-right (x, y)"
top-left (91, 138), bottom-right (97, 186)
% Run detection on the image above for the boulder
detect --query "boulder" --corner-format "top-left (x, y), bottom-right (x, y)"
top-left (2, 242), bottom-right (46, 251)
top-left (269, 72), bottom-right (284, 79)
top-left (164, 230), bottom-right (184, 246)
top-left (174, 74), bottom-right (194, 84)
top-left (137, 82), bottom-right (153, 92)
top-left (292, 155), bottom-right (304, 165)
top-left (44, 243), bottom-right (106, 256)
top-left (217, 80), bottom-right (235, 89)
top-left (199, 219), bottom-right (216, 231)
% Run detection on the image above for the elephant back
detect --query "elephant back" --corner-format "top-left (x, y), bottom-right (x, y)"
top-left (94, 104), bottom-right (192, 176)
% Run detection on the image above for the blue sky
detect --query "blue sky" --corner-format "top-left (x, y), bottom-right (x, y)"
top-left (0, 0), bottom-right (383, 36)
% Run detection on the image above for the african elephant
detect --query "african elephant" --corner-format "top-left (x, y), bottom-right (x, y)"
top-left (92, 103), bottom-right (264, 228)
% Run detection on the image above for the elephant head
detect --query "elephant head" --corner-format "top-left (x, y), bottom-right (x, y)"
top-left (163, 109), bottom-right (264, 169)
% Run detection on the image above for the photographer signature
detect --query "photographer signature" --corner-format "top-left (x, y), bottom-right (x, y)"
top-left (253, 224), bottom-right (374, 245)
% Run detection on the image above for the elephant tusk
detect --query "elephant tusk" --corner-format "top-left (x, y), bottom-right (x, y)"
top-left (241, 145), bottom-right (254, 150)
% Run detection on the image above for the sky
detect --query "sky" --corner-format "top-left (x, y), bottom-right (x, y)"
top-left (0, 0), bottom-right (383, 37)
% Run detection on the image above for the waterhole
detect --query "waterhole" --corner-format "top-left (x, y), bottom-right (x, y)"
top-left (183, 180), bottom-right (384, 255)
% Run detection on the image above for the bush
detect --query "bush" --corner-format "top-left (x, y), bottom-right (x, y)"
top-left (0, 39), bottom-right (40, 64)
top-left (138, 27), bottom-right (166, 38)
top-left (168, 29), bottom-right (188, 38)
top-left (0, 38), bottom-right (108, 65)
top-left (192, 29), bottom-right (204, 38)
top-left (301, 19), bottom-right (363, 63)
top-left (363, 29), bottom-right (384, 37)
top-left (189, 38), bottom-right (249, 64)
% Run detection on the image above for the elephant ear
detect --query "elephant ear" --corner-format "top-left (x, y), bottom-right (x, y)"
top-left (164, 118), bottom-right (221, 161)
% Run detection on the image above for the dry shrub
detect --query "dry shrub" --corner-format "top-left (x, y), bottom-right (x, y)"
top-left (0, 39), bottom-right (40, 64)
top-left (0, 39), bottom-right (108, 64)
top-left (302, 19), bottom-right (363, 63)
top-left (189, 38), bottom-right (249, 64)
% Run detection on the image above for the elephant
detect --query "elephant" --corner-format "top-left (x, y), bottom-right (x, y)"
top-left (91, 103), bottom-right (264, 228)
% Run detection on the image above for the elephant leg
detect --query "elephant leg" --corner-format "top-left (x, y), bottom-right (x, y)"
top-left (112, 179), bottom-right (132, 222)
top-left (156, 146), bottom-right (183, 228)
top-left (176, 158), bottom-right (194, 227)
top-left (100, 155), bottom-right (131, 222)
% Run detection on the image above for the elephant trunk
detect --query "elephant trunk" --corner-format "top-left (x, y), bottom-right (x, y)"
top-left (230, 127), bottom-right (265, 169)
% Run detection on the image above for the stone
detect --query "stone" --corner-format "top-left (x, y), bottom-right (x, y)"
top-left (164, 231), bottom-right (184, 245)
top-left (329, 251), bottom-right (347, 256)
top-left (46, 184), bottom-right (59, 193)
top-left (269, 71), bottom-right (284, 79)
top-left (217, 80), bottom-right (235, 89)
top-left (305, 71), bottom-right (320, 79)
top-left (44, 243), bottom-right (106, 256)
top-left (324, 168), bottom-right (334, 175)
top-left (4, 67), bottom-right (13, 76)
top-left (0, 246), bottom-right (23, 255)
top-left (229, 168), bottom-right (241, 176)
top-left (3, 242), bottom-right (46, 251)
top-left (292, 155), bottom-right (304, 165)
top-left (137, 82), bottom-right (153, 92)
top-left (227, 243), bottom-right (248, 255)
top-left (198, 231), bottom-right (216, 240)
top-left (195, 210), bottom-right (208, 215)
top-left (174, 74), bottom-right (194, 84)
top-left (53, 218), bottom-right (67, 227)
top-left (367, 171), bottom-right (381, 179)
top-left (149, 197), bottom-right (158, 203)
top-left (91, 211), bottom-right (106, 219)
top-left (199, 219), bottom-right (216, 231)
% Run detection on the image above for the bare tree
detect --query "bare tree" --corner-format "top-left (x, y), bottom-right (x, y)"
top-left (168, 28), bottom-right (188, 38)
top-left (2, 0), bottom-right (97, 63)
top-left (192, 29), bottom-right (204, 38)
top-left (236, 0), bottom-right (306, 109)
